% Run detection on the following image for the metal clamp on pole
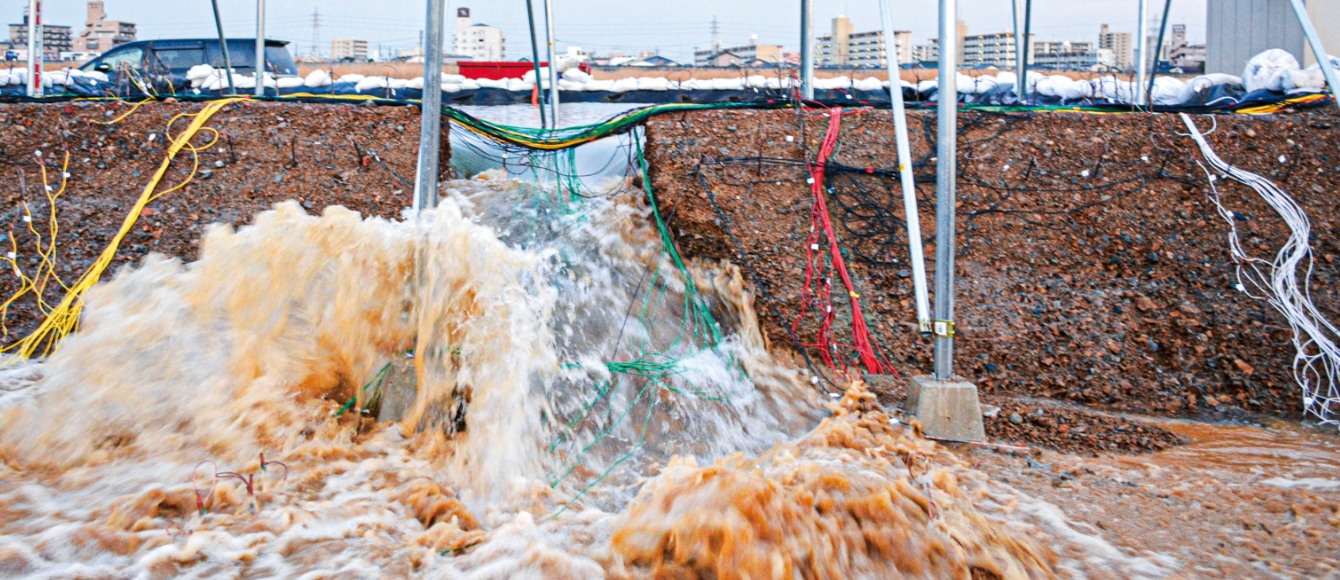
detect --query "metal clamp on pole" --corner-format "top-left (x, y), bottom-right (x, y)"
top-left (878, 0), bottom-right (932, 337)
top-left (933, 319), bottom-right (955, 339)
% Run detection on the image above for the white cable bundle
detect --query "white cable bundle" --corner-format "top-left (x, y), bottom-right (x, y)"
top-left (1179, 113), bottom-right (1340, 428)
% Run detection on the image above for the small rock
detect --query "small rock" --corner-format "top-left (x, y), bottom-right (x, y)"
top-left (214, 160), bottom-right (225, 168)
top-left (896, 269), bottom-right (910, 278)
top-left (1009, 413), bottom-right (1023, 424)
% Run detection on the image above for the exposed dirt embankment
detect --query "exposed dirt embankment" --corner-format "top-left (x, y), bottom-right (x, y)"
top-left (0, 101), bottom-right (440, 338)
top-left (645, 107), bottom-right (1340, 421)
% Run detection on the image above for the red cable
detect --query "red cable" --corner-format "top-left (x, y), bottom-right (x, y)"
top-left (791, 107), bottom-right (896, 378)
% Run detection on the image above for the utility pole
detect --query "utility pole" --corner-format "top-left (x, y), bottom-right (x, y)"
top-left (255, 0), bottom-right (266, 96)
top-left (543, 0), bottom-right (559, 126)
top-left (25, 0), bottom-right (41, 98)
top-left (933, 0), bottom-right (958, 381)
top-left (311, 7), bottom-right (321, 58)
top-left (414, 0), bottom-right (445, 213)
top-left (525, 0), bottom-right (548, 128)
top-left (1011, 0), bottom-right (1023, 102)
top-left (1288, 0), bottom-right (1340, 114)
top-left (1135, 0), bottom-right (1149, 106)
top-left (800, 0), bottom-right (813, 99)
top-left (210, 0), bottom-right (236, 94)
top-left (878, 0), bottom-right (930, 335)
top-left (904, 0), bottom-right (986, 444)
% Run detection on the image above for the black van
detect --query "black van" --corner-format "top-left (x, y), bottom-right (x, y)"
top-left (79, 38), bottom-right (298, 88)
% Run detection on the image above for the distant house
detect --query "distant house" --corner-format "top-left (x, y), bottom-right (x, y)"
top-left (701, 51), bottom-right (743, 67)
top-left (73, 1), bottom-right (135, 54)
top-left (638, 55), bottom-right (678, 66)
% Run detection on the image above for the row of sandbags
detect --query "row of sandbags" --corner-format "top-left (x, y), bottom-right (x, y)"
top-left (0, 67), bottom-right (108, 88)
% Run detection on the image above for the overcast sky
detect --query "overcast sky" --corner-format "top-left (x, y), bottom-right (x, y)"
top-left (17, 0), bottom-right (1206, 62)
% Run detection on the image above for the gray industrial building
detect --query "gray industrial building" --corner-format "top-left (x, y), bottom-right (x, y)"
top-left (1207, 0), bottom-right (1340, 74)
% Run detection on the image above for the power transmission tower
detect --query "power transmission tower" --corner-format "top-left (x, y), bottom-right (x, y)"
top-left (710, 16), bottom-right (720, 49)
top-left (310, 7), bottom-right (321, 57)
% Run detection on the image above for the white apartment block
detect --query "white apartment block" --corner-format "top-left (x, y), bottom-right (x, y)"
top-left (331, 38), bottom-right (368, 61)
top-left (815, 16), bottom-right (911, 66)
top-left (1098, 24), bottom-right (1132, 70)
top-left (454, 8), bottom-right (505, 61)
top-left (962, 32), bottom-right (1033, 67)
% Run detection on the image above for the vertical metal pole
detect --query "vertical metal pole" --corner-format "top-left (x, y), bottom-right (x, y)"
top-left (879, 0), bottom-right (931, 335)
top-left (800, 0), bottom-right (814, 99)
top-left (525, 0), bottom-right (548, 128)
top-left (255, 0), bottom-right (266, 96)
top-left (1021, 0), bottom-right (1032, 103)
top-left (26, 0), bottom-right (40, 97)
top-left (414, 0), bottom-right (445, 213)
top-left (1289, 0), bottom-right (1340, 114)
top-left (210, 0), bottom-right (236, 94)
top-left (543, 0), bottom-right (559, 126)
top-left (933, 0), bottom-right (958, 381)
top-left (1135, 0), bottom-right (1149, 106)
top-left (1145, 0), bottom-right (1172, 105)
top-left (1011, 0), bottom-right (1023, 101)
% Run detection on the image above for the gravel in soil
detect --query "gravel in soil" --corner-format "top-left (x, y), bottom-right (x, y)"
top-left (644, 106), bottom-right (1340, 424)
top-left (981, 396), bottom-right (1188, 454)
top-left (0, 100), bottom-right (440, 339)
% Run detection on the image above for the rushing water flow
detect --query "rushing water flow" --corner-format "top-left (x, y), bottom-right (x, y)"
top-left (0, 113), bottom-right (1059, 576)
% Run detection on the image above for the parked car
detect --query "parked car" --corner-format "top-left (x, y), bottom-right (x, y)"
top-left (4, 50), bottom-right (16, 61)
top-left (79, 38), bottom-right (297, 90)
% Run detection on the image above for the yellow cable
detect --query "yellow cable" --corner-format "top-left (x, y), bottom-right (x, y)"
top-left (0, 98), bottom-right (242, 364)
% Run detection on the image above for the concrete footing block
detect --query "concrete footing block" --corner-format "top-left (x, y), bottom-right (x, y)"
top-left (905, 375), bottom-right (986, 442)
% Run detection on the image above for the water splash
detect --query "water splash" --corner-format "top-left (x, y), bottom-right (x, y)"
top-left (0, 176), bottom-right (1055, 578)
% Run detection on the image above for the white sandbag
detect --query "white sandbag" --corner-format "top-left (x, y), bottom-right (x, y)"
top-left (1242, 49), bottom-right (1299, 93)
top-left (916, 79), bottom-right (938, 94)
top-left (1284, 68), bottom-right (1325, 90)
top-left (10, 68), bottom-right (26, 85)
top-left (45, 69), bottom-right (76, 87)
top-left (586, 79), bottom-right (614, 91)
top-left (355, 76), bottom-right (389, 92)
top-left (637, 77), bottom-right (669, 91)
top-left (962, 75), bottom-right (997, 94)
top-left (1178, 73), bottom-right (1239, 102)
top-left (667, 80), bottom-right (681, 90)
top-left (0, 71), bottom-right (10, 86)
top-left (504, 78), bottom-right (531, 91)
top-left (476, 78), bottom-right (506, 89)
top-left (746, 74), bottom-right (767, 89)
top-left (610, 77), bottom-right (639, 92)
top-left (459, 79), bottom-right (480, 90)
top-left (441, 82), bottom-right (462, 93)
top-left (558, 79), bottom-right (585, 91)
top-left (277, 77), bottom-right (304, 89)
top-left (711, 77), bottom-right (743, 90)
top-left (406, 76), bottom-right (425, 90)
top-left (340, 73), bottom-right (366, 83)
top-left (80, 70), bottom-right (109, 83)
top-left (442, 74), bottom-right (467, 84)
top-left (1150, 75), bottom-right (1185, 105)
top-left (389, 78), bottom-right (409, 90)
top-left (522, 67), bottom-right (551, 83)
top-left (765, 77), bottom-right (782, 89)
top-left (854, 76), bottom-right (883, 91)
top-left (303, 69), bottom-right (332, 88)
top-left (233, 75), bottom-right (257, 89)
top-left (994, 71), bottom-right (1017, 86)
top-left (680, 78), bottom-right (706, 90)
top-left (561, 68), bottom-right (591, 83)
top-left (185, 64), bottom-right (214, 81)
top-left (200, 73), bottom-right (224, 91)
